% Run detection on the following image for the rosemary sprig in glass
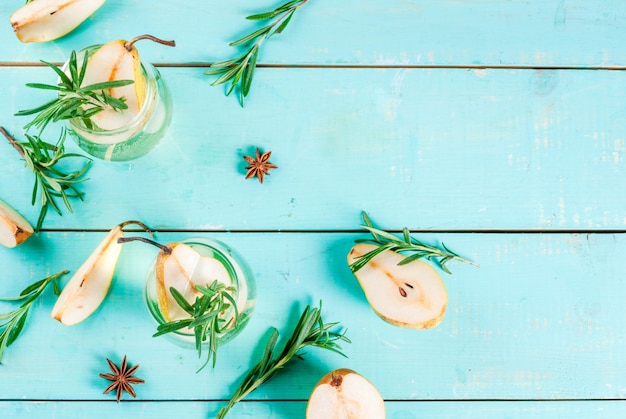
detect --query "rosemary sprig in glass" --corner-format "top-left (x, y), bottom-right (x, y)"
top-left (350, 211), bottom-right (479, 274)
top-left (153, 280), bottom-right (239, 372)
top-left (15, 49), bottom-right (132, 133)
top-left (206, 0), bottom-right (310, 106)
top-left (0, 270), bottom-right (67, 364)
top-left (216, 302), bottom-right (349, 419)
top-left (0, 127), bottom-right (91, 231)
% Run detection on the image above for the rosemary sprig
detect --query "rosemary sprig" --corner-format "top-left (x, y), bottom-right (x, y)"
top-left (153, 280), bottom-right (239, 372)
top-left (0, 126), bottom-right (91, 231)
top-left (206, 0), bottom-right (310, 106)
top-left (15, 49), bottom-right (132, 133)
top-left (216, 302), bottom-right (349, 419)
top-left (350, 211), bottom-right (479, 274)
top-left (0, 270), bottom-right (68, 364)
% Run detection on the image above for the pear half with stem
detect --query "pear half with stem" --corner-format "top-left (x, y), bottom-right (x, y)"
top-left (306, 368), bottom-right (385, 419)
top-left (348, 243), bottom-right (448, 329)
top-left (155, 242), bottom-right (232, 322)
top-left (10, 0), bottom-right (106, 43)
top-left (0, 199), bottom-right (33, 248)
top-left (116, 237), bottom-right (241, 324)
top-left (78, 34), bottom-right (175, 138)
top-left (51, 220), bottom-right (151, 325)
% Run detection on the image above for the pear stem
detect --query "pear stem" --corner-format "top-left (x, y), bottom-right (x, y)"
top-left (119, 220), bottom-right (154, 238)
top-left (125, 34), bottom-right (176, 51)
top-left (0, 126), bottom-right (26, 159)
top-left (117, 236), bottom-right (171, 254)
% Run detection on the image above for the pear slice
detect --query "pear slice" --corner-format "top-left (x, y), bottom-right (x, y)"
top-left (348, 243), bottom-right (448, 329)
top-left (74, 35), bottom-right (175, 144)
top-left (156, 242), bottom-right (232, 322)
top-left (80, 39), bottom-right (147, 134)
top-left (0, 199), bottom-right (33, 248)
top-left (10, 0), bottom-right (106, 43)
top-left (306, 369), bottom-right (385, 419)
top-left (51, 220), bottom-right (149, 325)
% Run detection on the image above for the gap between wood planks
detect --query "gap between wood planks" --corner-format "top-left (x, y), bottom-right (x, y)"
top-left (33, 228), bottom-right (626, 234)
top-left (1, 62), bottom-right (626, 71)
top-left (0, 397), bottom-right (624, 402)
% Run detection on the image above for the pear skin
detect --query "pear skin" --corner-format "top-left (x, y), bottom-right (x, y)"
top-left (348, 243), bottom-right (448, 329)
top-left (306, 368), bottom-right (385, 419)
top-left (0, 199), bottom-right (33, 248)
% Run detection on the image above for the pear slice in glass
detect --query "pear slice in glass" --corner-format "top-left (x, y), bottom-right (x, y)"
top-left (0, 199), bottom-right (33, 248)
top-left (348, 243), bottom-right (448, 329)
top-left (155, 242), bottom-right (232, 322)
top-left (74, 35), bottom-right (174, 145)
top-left (306, 368), bottom-right (385, 419)
top-left (80, 39), bottom-right (147, 135)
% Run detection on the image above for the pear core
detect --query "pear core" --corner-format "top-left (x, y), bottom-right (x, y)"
top-left (348, 243), bottom-right (448, 329)
top-left (306, 368), bottom-right (385, 419)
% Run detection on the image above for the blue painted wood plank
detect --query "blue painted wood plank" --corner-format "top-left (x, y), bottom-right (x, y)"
top-left (1, 67), bottom-right (625, 231)
top-left (1, 232), bottom-right (625, 401)
top-left (0, 1), bottom-right (622, 417)
top-left (1, 0), bottom-right (626, 67)
top-left (2, 400), bottom-right (626, 419)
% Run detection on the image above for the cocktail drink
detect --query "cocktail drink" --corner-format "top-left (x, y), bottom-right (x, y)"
top-left (144, 238), bottom-right (256, 348)
top-left (64, 39), bottom-right (173, 161)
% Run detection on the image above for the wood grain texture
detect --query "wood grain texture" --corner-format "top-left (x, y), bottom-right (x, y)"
top-left (1, 67), bottom-right (625, 231)
top-left (1, 0), bottom-right (626, 67)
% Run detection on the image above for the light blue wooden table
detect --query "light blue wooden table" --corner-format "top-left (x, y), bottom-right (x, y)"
top-left (1, 1), bottom-right (626, 417)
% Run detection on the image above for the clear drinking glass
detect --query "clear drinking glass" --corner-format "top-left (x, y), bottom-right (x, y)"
top-left (65, 45), bottom-right (173, 161)
top-left (144, 238), bottom-right (256, 348)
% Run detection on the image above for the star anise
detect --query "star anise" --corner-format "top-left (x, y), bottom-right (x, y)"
top-left (243, 148), bottom-right (277, 183)
top-left (99, 355), bottom-right (145, 403)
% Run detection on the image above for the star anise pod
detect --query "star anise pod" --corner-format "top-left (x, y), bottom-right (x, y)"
top-left (243, 148), bottom-right (277, 184)
top-left (99, 355), bottom-right (145, 403)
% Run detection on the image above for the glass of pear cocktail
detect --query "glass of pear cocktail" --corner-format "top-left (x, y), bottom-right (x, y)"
top-left (63, 36), bottom-right (174, 161)
top-left (144, 238), bottom-right (256, 350)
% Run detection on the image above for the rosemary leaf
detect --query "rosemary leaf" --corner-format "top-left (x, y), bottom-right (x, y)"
top-left (241, 47), bottom-right (259, 97)
top-left (350, 211), bottom-right (479, 274)
top-left (0, 270), bottom-right (68, 364)
top-left (274, 10), bottom-right (296, 34)
top-left (169, 287), bottom-right (194, 316)
top-left (153, 280), bottom-right (239, 372)
top-left (23, 83), bottom-right (63, 91)
top-left (0, 126), bottom-right (91, 231)
top-left (206, 0), bottom-right (310, 106)
top-left (216, 302), bottom-right (349, 419)
top-left (79, 80), bottom-right (134, 93)
top-left (230, 26), bottom-right (271, 47)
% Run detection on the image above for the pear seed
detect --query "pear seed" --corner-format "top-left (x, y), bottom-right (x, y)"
top-left (330, 374), bottom-right (343, 388)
